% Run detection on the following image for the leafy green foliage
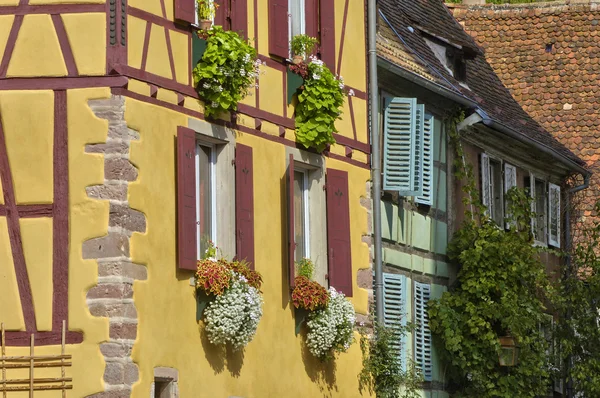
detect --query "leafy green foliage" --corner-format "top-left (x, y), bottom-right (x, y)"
top-left (193, 26), bottom-right (261, 118)
top-left (196, 0), bottom-right (218, 20)
top-left (295, 257), bottom-right (315, 279)
top-left (555, 201), bottom-right (600, 396)
top-left (358, 322), bottom-right (422, 398)
top-left (290, 34), bottom-right (318, 57)
top-left (294, 58), bottom-right (345, 152)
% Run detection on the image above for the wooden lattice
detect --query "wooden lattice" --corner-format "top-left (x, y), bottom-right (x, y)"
top-left (1, 322), bottom-right (72, 396)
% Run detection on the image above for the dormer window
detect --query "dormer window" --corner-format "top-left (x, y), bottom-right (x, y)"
top-left (446, 47), bottom-right (466, 81)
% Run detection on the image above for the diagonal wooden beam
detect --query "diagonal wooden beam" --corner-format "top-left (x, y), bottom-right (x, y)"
top-left (140, 20), bottom-right (152, 71)
top-left (0, 15), bottom-right (23, 78)
top-left (0, 111), bottom-right (36, 332)
top-left (51, 14), bottom-right (78, 76)
top-left (164, 28), bottom-right (176, 81)
top-left (336, 0), bottom-right (350, 77)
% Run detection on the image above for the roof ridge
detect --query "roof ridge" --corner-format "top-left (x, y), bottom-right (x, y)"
top-left (448, 0), bottom-right (600, 13)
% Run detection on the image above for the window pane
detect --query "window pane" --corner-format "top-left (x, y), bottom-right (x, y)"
top-left (289, 0), bottom-right (305, 39)
top-left (294, 170), bottom-right (306, 263)
top-left (490, 160), bottom-right (503, 226)
top-left (198, 145), bottom-right (212, 257)
top-left (535, 180), bottom-right (546, 241)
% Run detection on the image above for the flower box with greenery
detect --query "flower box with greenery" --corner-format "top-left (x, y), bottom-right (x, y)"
top-left (290, 34), bottom-right (318, 64)
top-left (290, 54), bottom-right (351, 152)
top-left (196, 0), bottom-right (218, 30)
top-left (192, 26), bottom-right (264, 119)
top-left (291, 258), bottom-right (355, 361)
top-left (195, 242), bottom-right (264, 350)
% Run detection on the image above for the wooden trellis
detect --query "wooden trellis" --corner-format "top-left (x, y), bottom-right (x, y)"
top-left (1, 322), bottom-right (72, 396)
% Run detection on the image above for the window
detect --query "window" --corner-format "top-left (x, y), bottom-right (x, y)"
top-left (289, 0), bottom-right (306, 57)
top-left (293, 169), bottom-right (310, 262)
top-left (533, 178), bottom-right (547, 243)
top-left (152, 367), bottom-right (178, 398)
top-left (480, 153), bottom-right (503, 226)
top-left (194, 0), bottom-right (214, 26)
top-left (196, 142), bottom-right (216, 257)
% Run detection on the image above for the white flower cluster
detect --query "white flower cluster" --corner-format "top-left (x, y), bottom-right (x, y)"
top-left (305, 287), bottom-right (356, 359)
top-left (203, 272), bottom-right (263, 350)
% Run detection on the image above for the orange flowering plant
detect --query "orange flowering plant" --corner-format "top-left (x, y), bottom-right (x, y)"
top-left (292, 276), bottom-right (329, 311)
top-left (195, 258), bottom-right (232, 296)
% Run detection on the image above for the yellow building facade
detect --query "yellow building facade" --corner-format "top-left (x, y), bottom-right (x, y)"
top-left (0, 0), bottom-right (372, 396)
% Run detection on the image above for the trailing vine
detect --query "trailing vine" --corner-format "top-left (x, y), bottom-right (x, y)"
top-left (427, 112), bottom-right (555, 397)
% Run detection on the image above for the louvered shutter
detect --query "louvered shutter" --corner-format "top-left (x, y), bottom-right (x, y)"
top-left (268, 0), bottom-right (289, 59)
top-left (383, 97), bottom-right (423, 195)
top-left (415, 113), bottom-right (434, 206)
top-left (287, 154), bottom-right (296, 287)
top-left (504, 163), bottom-right (517, 228)
top-left (327, 169), bottom-right (353, 297)
top-left (177, 127), bottom-right (198, 270)
top-left (480, 153), bottom-right (491, 214)
top-left (231, 0), bottom-right (248, 39)
top-left (383, 273), bottom-right (408, 371)
top-left (235, 144), bottom-right (255, 268)
top-left (175, 0), bottom-right (196, 24)
top-left (319, 0), bottom-right (335, 71)
top-left (414, 282), bottom-right (433, 381)
top-left (548, 183), bottom-right (561, 247)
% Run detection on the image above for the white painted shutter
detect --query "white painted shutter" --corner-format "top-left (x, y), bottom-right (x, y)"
top-left (383, 97), bottom-right (423, 196)
top-left (415, 113), bottom-right (434, 206)
top-left (414, 281), bottom-right (433, 381)
top-left (480, 153), bottom-right (491, 214)
top-left (504, 163), bottom-right (517, 228)
top-left (548, 183), bottom-right (561, 247)
top-left (383, 272), bottom-right (408, 371)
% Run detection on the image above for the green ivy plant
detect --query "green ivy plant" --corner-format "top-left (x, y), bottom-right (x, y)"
top-left (359, 321), bottom-right (422, 398)
top-left (290, 34), bottom-right (318, 58)
top-left (193, 26), bottom-right (262, 118)
top-left (426, 113), bottom-right (555, 397)
top-left (294, 57), bottom-right (347, 152)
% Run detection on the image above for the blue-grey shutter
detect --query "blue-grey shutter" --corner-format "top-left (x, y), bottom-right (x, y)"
top-left (383, 272), bottom-right (408, 371)
top-left (548, 183), bottom-right (561, 247)
top-left (383, 97), bottom-right (423, 196)
top-left (414, 281), bottom-right (432, 381)
top-left (415, 113), bottom-right (434, 205)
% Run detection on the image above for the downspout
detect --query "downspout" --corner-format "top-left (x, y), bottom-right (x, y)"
top-left (368, 0), bottom-right (384, 321)
top-left (565, 172), bottom-right (590, 398)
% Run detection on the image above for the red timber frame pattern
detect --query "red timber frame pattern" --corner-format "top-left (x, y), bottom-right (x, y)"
top-left (0, 91), bottom-right (82, 346)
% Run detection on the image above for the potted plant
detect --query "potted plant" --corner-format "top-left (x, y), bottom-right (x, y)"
top-left (290, 34), bottom-right (318, 64)
top-left (197, 0), bottom-right (218, 31)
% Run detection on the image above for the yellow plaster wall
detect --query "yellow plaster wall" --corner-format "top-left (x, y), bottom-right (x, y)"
top-left (0, 15), bottom-right (14, 64)
top-left (128, 0), bottom-right (163, 17)
top-left (20, 218), bottom-right (53, 332)
top-left (128, 16), bottom-right (147, 70)
top-left (0, 91), bottom-right (54, 205)
top-left (124, 97), bottom-right (372, 397)
top-left (0, 0), bottom-right (18, 5)
top-left (7, 14), bottom-right (67, 77)
top-left (0, 217), bottom-right (25, 331)
top-left (29, 0), bottom-right (103, 4)
top-left (61, 13), bottom-right (106, 76)
top-left (146, 24), bottom-right (173, 79)
top-left (258, 66), bottom-right (284, 116)
top-left (170, 30), bottom-right (189, 85)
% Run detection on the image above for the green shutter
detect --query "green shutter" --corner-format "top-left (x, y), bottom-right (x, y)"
top-left (383, 272), bottom-right (408, 371)
top-left (548, 183), bottom-right (561, 247)
top-left (383, 97), bottom-right (423, 196)
top-left (415, 113), bottom-right (434, 205)
top-left (414, 281), bottom-right (432, 381)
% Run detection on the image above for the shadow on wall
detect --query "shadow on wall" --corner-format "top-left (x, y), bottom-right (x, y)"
top-left (198, 320), bottom-right (245, 377)
top-left (281, 173), bottom-right (291, 310)
top-left (299, 328), bottom-right (338, 398)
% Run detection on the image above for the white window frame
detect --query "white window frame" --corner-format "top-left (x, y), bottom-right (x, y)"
top-left (188, 118), bottom-right (236, 260)
top-left (530, 173), bottom-right (548, 247)
top-left (288, 0), bottom-right (306, 58)
top-left (196, 142), bottom-right (217, 258)
top-left (294, 167), bottom-right (311, 261)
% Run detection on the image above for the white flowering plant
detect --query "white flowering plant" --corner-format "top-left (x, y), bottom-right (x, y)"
top-left (294, 56), bottom-right (348, 152)
top-left (305, 287), bottom-right (356, 360)
top-left (193, 26), bottom-right (264, 118)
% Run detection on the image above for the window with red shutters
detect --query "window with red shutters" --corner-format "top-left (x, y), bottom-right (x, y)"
top-left (326, 168), bottom-right (353, 297)
top-left (268, 0), bottom-right (289, 59)
top-left (177, 127), bottom-right (198, 271)
top-left (175, 0), bottom-right (196, 25)
top-left (287, 154), bottom-right (296, 287)
top-left (235, 144), bottom-right (255, 269)
top-left (231, 0), bottom-right (248, 39)
top-left (319, 0), bottom-right (336, 72)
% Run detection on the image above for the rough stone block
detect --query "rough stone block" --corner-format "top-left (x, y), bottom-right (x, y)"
top-left (86, 184), bottom-right (128, 201)
top-left (110, 322), bottom-right (138, 340)
top-left (105, 158), bottom-right (138, 182)
top-left (104, 361), bottom-right (124, 385)
top-left (87, 141), bottom-right (129, 155)
top-left (87, 283), bottom-right (133, 300)
top-left (100, 342), bottom-right (132, 358)
top-left (357, 269), bottom-right (373, 289)
top-left (124, 363), bottom-right (140, 384)
top-left (109, 203), bottom-right (146, 233)
top-left (83, 233), bottom-right (130, 259)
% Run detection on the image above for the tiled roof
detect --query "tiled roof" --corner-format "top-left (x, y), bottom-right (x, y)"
top-left (451, 1), bottom-right (599, 171)
top-left (377, 0), bottom-right (586, 168)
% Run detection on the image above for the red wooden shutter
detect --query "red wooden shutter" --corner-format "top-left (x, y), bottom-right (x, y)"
top-left (288, 154), bottom-right (296, 287)
top-left (305, 0), bottom-right (318, 41)
top-left (177, 127), bottom-right (197, 270)
top-left (235, 144), bottom-right (255, 269)
top-left (326, 168), bottom-right (353, 296)
top-left (215, 0), bottom-right (229, 29)
top-left (319, 0), bottom-right (336, 72)
top-left (231, 0), bottom-right (248, 39)
top-left (175, 0), bottom-right (196, 24)
top-left (268, 0), bottom-right (289, 59)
